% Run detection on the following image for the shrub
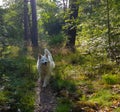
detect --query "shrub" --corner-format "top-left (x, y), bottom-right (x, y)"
top-left (48, 34), bottom-right (65, 46)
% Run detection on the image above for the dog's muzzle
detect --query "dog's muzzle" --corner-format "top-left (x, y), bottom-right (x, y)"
top-left (43, 62), bottom-right (47, 65)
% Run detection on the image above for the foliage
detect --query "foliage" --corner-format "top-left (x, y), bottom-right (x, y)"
top-left (77, 0), bottom-right (120, 64)
top-left (0, 0), bottom-right (120, 111)
top-left (67, 52), bottom-right (86, 65)
top-left (0, 8), bottom-right (7, 36)
top-left (0, 45), bottom-right (37, 112)
top-left (114, 108), bottom-right (120, 112)
top-left (2, 0), bottom-right (23, 39)
top-left (51, 65), bottom-right (76, 93)
top-left (19, 92), bottom-right (35, 112)
top-left (89, 89), bottom-right (113, 106)
top-left (48, 33), bottom-right (65, 46)
top-left (0, 91), bottom-right (8, 105)
top-left (56, 98), bottom-right (72, 112)
top-left (102, 74), bottom-right (120, 85)
top-left (37, 0), bottom-right (63, 36)
top-left (52, 49), bottom-right (120, 111)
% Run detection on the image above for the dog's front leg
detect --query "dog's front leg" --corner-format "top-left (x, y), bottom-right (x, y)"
top-left (42, 75), bottom-right (50, 88)
top-left (39, 73), bottom-right (41, 82)
top-left (38, 69), bottom-right (41, 83)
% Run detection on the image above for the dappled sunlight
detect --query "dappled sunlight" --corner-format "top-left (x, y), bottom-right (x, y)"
top-left (0, 0), bottom-right (120, 111)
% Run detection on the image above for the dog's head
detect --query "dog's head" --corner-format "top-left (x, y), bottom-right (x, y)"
top-left (38, 54), bottom-right (49, 65)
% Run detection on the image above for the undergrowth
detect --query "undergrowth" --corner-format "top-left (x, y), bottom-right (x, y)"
top-left (0, 45), bottom-right (37, 112)
top-left (52, 49), bottom-right (120, 112)
top-left (55, 98), bottom-right (72, 112)
top-left (102, 74), bottom-right (120, 85)
top-left (1, 43), bottom-right (120, 112)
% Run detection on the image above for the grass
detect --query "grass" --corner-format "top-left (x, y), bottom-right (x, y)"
top-left (114, 107), bottom-right (120, 112)
top-left (52, 49), bottom-right (120, 111)
top-left (55, 98), bottom-right (72, 112)
top-left (51, 72), bottom-right (76, 93)
top-left (102, 74), bottom-right (120, 85)
top-left (19, 92), bottom-right (35, 112)
top-left (88, 89), bottom-right (113, 106)
top-left (1, 42), bottom-right (120, 112)
top-left (55, 103), bottom-right (71, 112)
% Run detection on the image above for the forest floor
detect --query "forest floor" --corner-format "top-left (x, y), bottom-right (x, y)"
top-left (34, 78), bottom-right (57, 112)
top-left (34, 77), bottom-right (120, 112)
top-left (28, 42), bottom-right (120, 112)
top-left (34, 48), bottom-right (120, 112)
top-left (1, 43), bottom-right (119, 112)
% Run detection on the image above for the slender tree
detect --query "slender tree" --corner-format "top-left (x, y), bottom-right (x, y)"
top-left (30, 0), bottom-right (38, 46)
top-left (106, 0), bottom-right (111, 48)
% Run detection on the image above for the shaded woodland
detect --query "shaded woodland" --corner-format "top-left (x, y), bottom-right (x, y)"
top-left (0, 0), bottom-right (120, 112)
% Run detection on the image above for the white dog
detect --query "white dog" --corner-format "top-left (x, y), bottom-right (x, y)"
top-left (37, 49), bottom-right (55, 87)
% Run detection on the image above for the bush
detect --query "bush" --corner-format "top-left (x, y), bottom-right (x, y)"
top-left (48, 34), bottom-right (65, 46)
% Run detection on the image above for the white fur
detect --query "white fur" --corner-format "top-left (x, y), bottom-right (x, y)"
top-left (37, 49), bottom-right (55, 87)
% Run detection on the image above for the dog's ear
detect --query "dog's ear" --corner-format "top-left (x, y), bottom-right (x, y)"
top-left (38, 54), bottom-right (42, 59)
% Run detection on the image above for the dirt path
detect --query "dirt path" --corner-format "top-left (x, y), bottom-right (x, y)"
top-left (34, 78), bottom-right (57, 112)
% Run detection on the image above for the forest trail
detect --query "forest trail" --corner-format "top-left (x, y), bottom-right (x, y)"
top-left (34, 78), bottom-right (57, 112)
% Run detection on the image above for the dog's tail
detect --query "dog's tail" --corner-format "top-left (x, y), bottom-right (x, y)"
top-left (44, 48), bottom-right (53, 60)
top-left (44, 48), bottom-right (55, 68)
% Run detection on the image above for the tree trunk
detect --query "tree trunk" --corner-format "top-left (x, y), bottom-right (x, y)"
top-left (63, 0), bottom-right (68, 11)
top-left (66, 0), bottom-right (79, 51)
top-left (107, 0), bottom-right (111, 48)
top-left (30, 0), bottom-right (38, 47)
